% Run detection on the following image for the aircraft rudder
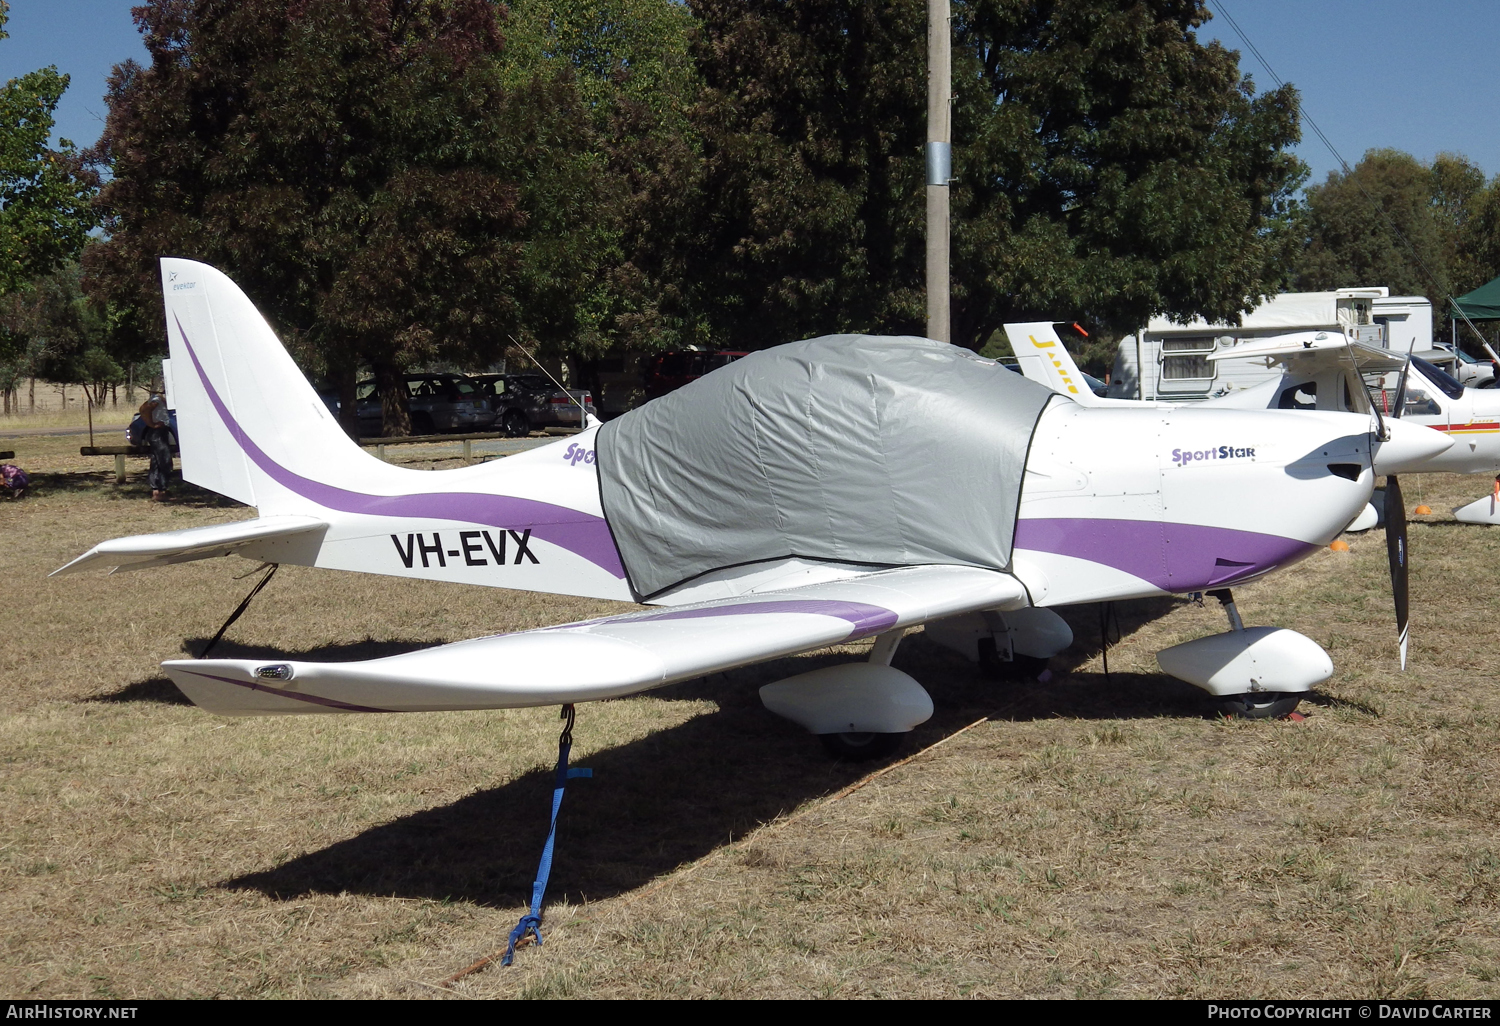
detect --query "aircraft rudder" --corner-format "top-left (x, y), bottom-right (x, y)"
top-left (160, 258), bottom-right (368, 509)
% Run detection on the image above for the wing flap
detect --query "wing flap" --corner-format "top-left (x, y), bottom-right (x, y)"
top-left (162, 564), bottom-right (1027, 715)
top-left (52, 516), bottom-right (329, 576)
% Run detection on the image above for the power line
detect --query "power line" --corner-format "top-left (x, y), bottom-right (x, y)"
top-left (1213, 2), bottom-right (1491, 349)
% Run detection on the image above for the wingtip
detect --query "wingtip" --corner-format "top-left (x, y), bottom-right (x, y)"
top-left (48, 552), bottom-right (96, 577)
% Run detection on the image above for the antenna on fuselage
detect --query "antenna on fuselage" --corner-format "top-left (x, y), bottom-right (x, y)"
top-left (508, 336), bottom-right (591, 428)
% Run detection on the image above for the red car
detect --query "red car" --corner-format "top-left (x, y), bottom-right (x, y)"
top-left (645, 350), bottom-right (748, 400)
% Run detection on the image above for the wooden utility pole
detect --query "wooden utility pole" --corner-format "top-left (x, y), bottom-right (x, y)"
top-left (925, 0), bottom-right (951, 343)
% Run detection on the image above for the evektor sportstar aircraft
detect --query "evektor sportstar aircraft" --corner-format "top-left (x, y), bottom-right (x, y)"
top-left (56, 260), bottom-right (1450, 748)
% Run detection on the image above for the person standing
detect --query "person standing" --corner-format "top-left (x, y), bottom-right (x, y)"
top-left (139, 393), bottom-right (174, 500)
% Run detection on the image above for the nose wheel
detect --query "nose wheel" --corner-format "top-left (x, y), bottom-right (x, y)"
top-left (819, 731), bottom-right (905, 761)
top-left (1159, 590), bottom-right (1317, 721)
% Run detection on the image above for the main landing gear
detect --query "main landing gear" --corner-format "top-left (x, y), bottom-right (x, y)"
top-left (1155, 589), bottom-right (1330, 719)
top-left (758, 628), bottom-right (933, 762)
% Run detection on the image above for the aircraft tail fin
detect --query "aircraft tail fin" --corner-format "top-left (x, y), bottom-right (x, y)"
top-left (160, 258), bottom-right (369, 508)
top-left (1004, 322), bottom-right (1104, 406)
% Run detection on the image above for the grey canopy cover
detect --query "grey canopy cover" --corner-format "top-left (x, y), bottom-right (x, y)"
top-left (597, 334), bottom-right (1056, 599)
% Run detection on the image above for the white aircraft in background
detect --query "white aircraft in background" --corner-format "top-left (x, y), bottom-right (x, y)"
top-left (55, 260), bottom-right (1448, 758)
top-left (1009, 321), bottom-right (1500, 528)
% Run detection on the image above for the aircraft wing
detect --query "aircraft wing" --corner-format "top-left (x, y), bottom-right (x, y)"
top-left (1207, 333), bottom-right (1406, 371)
top-left (51, 516), bottom-right (329, 576)
top-left (161, 564), bottom-right (1028, 715)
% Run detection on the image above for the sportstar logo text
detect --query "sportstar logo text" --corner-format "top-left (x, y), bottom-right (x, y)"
top-left (390, 530), bottom-right (539, 569)
top-left (1172, 444), bottom-right (1257, 467)
top-left (562, 443), bottom-right (596, 467)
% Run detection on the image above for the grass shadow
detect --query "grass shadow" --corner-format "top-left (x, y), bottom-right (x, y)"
top-left (1303, 691), bottom-right (1383, 717)
top-left (223, 637), bottom-right (1226, 909)
top-left (1050, 596), bottom-right (1184, 670)
top-left (175, 636), bottom-right (437, 662)
top-left (88, 676), bottom-right (194, 706)
top-left (223, 697), bottom-right (971, 909)
top-left (22, 469), bottom-right (245, 508)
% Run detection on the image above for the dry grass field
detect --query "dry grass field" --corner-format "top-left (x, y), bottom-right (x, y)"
top-left (2, 433), bottom-right (1498, 999)
top-left (0, 381), bottom-right (137, 434)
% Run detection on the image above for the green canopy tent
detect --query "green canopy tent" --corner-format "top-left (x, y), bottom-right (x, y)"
top-left (1453, 275), bottom-right (1500, 321)
top-left (1449, 276), bottom-right (1500, 365)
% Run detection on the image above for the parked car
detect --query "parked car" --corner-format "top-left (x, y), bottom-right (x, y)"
top-left (1448, 345), bottom-right (1497, 389)
top-left (353, 374), bottom-right (496, 436)
top-left (644, 350), bottom-right (748, 400)
top-left (468, 374), bottom-right (596, 437)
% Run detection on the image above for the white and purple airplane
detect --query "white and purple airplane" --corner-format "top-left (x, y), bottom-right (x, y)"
top-left (54, 260), bottom-right (1450, 755)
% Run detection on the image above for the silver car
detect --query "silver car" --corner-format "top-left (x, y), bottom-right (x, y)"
top-left (354, 374), bottom-right (497, 436)
top-left (469, 374), bottom-right (596, 436)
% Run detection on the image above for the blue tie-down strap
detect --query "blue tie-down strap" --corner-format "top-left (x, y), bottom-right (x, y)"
top-left (502, 724), bottom-right (591, 967)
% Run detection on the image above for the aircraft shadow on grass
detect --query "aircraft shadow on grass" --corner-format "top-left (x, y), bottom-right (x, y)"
top-left (217, 599), bottom-right (1237, 910)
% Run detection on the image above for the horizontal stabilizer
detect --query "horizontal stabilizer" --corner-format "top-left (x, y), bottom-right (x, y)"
top-left (52, 516), bottom-right (328, 576)
top-left (162, 564), bottom-right (1028, 715)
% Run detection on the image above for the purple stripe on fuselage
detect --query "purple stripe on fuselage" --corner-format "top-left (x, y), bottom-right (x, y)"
top-left (1013, 518), bottom-right (1320, 592)
top-left (180, 669), bottom-right (390, 713)
top-left (174, 316), bottom-right (626, 578)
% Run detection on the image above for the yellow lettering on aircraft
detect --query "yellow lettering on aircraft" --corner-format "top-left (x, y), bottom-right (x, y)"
top-left (1029, 334), bottom-right (1079, 394)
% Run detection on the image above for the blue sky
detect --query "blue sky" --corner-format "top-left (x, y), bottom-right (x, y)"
top-left (3, 0), bottom-right (1497, 190)
top-left (1201, 0), bottom-right (1500, 187)
top-left (0, 0), bottom-right (147, 153)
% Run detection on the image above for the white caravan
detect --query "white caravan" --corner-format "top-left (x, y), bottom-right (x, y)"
top-left (1112, 288), bottom-right (1439, 402)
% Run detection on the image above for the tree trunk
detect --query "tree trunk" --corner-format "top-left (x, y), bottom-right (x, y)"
top-left (336, 363), bottom-right (360, 440)
top-left (28, 376), bottom-right (34, 412)
top-left (374, 361), bottom-right (411, 437)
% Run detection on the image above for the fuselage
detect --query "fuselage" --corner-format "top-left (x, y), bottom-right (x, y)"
top-left (258, 400), bottom-right (1377, 612)
top-left (1012, 403), bottom-right (1375, 605)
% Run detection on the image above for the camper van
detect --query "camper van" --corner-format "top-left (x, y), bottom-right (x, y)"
top-left (1110, 288), bottom-right (1439, 402)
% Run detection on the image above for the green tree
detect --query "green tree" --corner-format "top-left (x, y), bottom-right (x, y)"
top-left (0, 261), bottom-right (126, 410)
top-left (87, 0), bottom-right (607, 435)
top-left (502, 0), bottom-right (709, 357)
top-left (1431, 152), bottom-right (1488, 296)
top-left (678, 0), bottom-right (1305, 350)
top-left (953, 0), bottom-right (1304, 344)
top-left (1454, 169), bottom-right (1500, 313)
top-left (683, 1), bottom-right (928, 348)
top-left (0, 0), bottom-right (101, 358)
top-left (1295, 149), bottom-right (1449, 302)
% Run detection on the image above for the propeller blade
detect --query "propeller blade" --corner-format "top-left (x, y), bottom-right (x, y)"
top-left (1389, 356), bottom-right (1412, 420)
top-left (1384, 474), bottom-right (1410, 670)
